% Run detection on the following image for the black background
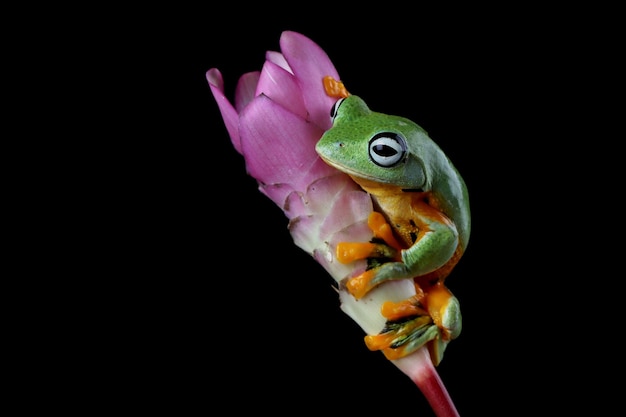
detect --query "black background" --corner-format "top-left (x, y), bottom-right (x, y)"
top-left (164, 26), bottom-right (498, 415)
top-left (168, 23), bottom-right (493, 415)
top-left (81, 7), bottom-right (619, 416)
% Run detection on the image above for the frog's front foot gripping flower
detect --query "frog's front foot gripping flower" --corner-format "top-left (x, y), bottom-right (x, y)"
top-left (207, 31), bottom-right (469, 417)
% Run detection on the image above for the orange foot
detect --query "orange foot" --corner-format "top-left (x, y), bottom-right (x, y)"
top-left (336, 211), bottom-right (403, 264)
top-left (336, 211), bottom-right (405, 299)
top-left (381, 296), bottom-right (428, 321)
top-left (364, 315), bottom-right (439, 360)
top-left (340, 269), bottom-right (378, 300)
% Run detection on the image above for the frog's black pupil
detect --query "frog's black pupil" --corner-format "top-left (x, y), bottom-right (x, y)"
top-left (373, 144), bottom-right (397, 157)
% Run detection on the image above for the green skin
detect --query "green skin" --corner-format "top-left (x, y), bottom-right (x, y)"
top-left (315, 95), bottom-right (470, 358)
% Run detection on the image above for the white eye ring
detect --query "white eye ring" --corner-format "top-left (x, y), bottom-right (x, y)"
top-left (330, 98), bottom-right (345, 122)
top-left (369, 133), bottom-right (406, 167)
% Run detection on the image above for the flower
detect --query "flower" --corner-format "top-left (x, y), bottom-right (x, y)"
top-left (207, 30), bottom-right (460, 416)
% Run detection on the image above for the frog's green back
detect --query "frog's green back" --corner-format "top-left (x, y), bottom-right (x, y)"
top-left (316, 95), bottom-right (470, 251)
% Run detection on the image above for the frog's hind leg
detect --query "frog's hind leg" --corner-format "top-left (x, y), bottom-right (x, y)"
top-left (364, 314), bottom-right (440, 361)
top-left (366, 281), bottom-right (462, 364)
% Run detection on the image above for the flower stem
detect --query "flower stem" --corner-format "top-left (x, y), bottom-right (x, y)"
top-left (392, 347), bottom-right (460, 417)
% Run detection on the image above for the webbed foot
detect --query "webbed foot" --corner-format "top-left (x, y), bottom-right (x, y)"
top-left (364, 284), bottom-right (462, 364)
top-left (365, 315), bottom-right (439, 360)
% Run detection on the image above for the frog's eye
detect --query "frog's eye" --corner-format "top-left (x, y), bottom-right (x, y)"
top-left (369, 132), bottom-right (406, 167)
top-left (330, 98), bottom-right (345, 123)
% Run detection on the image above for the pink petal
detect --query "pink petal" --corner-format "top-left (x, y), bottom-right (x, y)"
top-left (258, 183), bottom-right (298, 212)
top-left (206, 68), bottom-right (241, 154)
top-left (282, 189), bottom-right (307, 216)
top-left (255, 60), bottom-right (308, 120)
top-left (287, 175), bottom-right (373, 267)
top-left (314, 220), bottom-right (373, 278)
top-left (280, 31), bottom-right (341, 131)
top-left (304, 174), bottom-right (361, 218)
top-left (319, 188), bottom-right (373, 239)
top-left (238, 94), bottom-right (336, 189)
top-left (324, 221), bottom-right (373, 259)
top-left (287, 214), bottom-right (321, 254)
top-left (265, 51), bottom-right (291, 72)
top-left (234, 71), bottom-right (260, 113)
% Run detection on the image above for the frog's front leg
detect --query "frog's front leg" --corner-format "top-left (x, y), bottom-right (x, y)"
top-left (336, 211), bottom-right (404, 264)
top-left (339, 207), bottom-right (459, 300)
top-left (336, 210), bottom-right (462, 363)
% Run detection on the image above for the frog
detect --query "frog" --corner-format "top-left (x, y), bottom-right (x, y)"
top-left (315, 77), bottom-right (470, 364)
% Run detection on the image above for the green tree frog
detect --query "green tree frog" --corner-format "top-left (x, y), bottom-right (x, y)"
top-left (315, 81), bottom-right (470, 362)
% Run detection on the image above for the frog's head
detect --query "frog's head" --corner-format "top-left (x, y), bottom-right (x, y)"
top-left (316, 95), bottom-right (442, 191)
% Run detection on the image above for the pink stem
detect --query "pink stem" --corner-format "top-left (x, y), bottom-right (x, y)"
top-left (392, 347), bottom-right (460, 417)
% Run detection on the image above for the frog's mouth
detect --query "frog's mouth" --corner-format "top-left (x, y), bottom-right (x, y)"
top-left (317, 156), bottom-right (380, 184)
